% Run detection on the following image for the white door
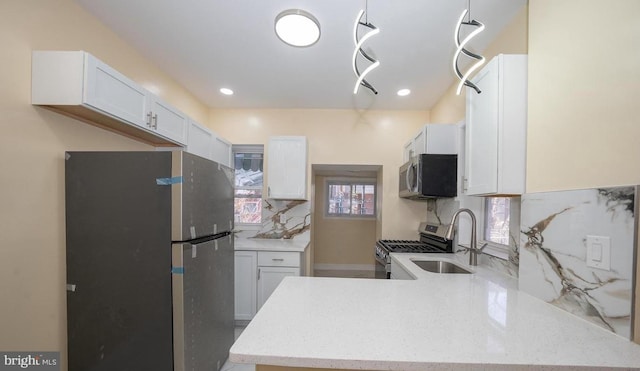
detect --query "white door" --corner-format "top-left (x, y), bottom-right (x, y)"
top-left (149, 97), bottom-right (188, 145)
top-left (234, 251), bottom-right (257, 320)
top-left (186, 120), bottom-right (214, 160)
top-left (84, 54), bottom-right (148, 128)
top-left (267, 136), bottom-right (307, 199)
top-left (211, 135), bottom-right (232, 168)
top-left (257, 266), bottom-right (299, 311)
top-left (465, 60), bottom-right (499, 195)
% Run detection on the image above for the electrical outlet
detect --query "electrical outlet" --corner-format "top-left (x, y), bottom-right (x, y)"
top-left (586, 235), bottom-right (610, 271)
top-left (279, 213), bottom-right (287, 224)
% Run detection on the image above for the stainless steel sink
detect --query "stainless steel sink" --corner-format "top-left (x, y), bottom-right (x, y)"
top-left (412, 260), bottom-right (472, 274)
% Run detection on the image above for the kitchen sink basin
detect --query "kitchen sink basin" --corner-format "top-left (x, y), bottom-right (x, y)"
top-left (411, 260), bottom-right (472, 274)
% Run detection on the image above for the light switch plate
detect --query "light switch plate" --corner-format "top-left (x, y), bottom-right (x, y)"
top-left (586, 235), bottom-right (610, 270)
top-left (279, 213), bottom-right (287, 224)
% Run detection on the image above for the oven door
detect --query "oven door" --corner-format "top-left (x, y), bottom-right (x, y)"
top-left (374, 254), bottom-right (390, 279)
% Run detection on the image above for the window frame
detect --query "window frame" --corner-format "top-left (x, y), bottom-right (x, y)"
top-left (477, 196), bottom-right (520, 260)
top-left (232, 144), bottom-right (264, 229)
top-left (324, 178), bottom-right (377, 219)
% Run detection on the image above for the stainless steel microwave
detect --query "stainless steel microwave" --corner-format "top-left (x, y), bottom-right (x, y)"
top-left (399, 154), bottom-right (457, 199)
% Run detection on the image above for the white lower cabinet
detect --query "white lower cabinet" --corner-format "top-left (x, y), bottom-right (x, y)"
top-left (257, 266), bottom-right (300, 311)
top-left (390, 259), bottom-right (413, 280)
top-left (234, 251), bottom-right (257, 321)
top-left (235, 250), bottom-right (302, 320)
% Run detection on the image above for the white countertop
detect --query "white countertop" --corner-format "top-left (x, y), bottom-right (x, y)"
top-left (234, 238), bottom-right (309, 252)
top-left (229, 253), bottom-right (640, 370)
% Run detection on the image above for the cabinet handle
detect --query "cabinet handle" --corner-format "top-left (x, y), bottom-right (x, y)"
top-left (146, 111), bottom-right (152, 127)
top-left (258, 268), bottom-right (261, 280)
top-left (268, 186), bottom-right (271, 197)
top-left (272, 258), bottom-right (284, 262)
top-left (152, 113), bottom-right (158, 129)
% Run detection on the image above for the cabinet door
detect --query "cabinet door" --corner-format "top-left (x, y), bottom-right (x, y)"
top-left (413, 129), bottom-right (426, 155)
top-left (84, 54), bottom-right (149, 128)
top-left (186, 120), bottom-right (214, 160)
top-left (267, 136), bottom-right (307, 199)
top-left (403, 140), bottom-right (415, 162)
top-left (234, 251), bottom-right (257, 321)
top-left (212, 135), bottom-right (232, 168)
top-left (149, 97), bottom-right (188, 145)
top-left (257, 266), bottom-right (299, 311)
top-left (465, 60), bottom-right (499, 195)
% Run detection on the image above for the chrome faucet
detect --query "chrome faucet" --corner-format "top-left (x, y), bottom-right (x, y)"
top-left (445, 208), bottom-right (485, 266)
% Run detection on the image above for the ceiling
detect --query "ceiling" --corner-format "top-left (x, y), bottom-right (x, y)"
top-left (75, 0), bottom-right (526, 110)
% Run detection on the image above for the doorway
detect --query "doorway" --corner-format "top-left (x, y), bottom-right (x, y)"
top-left (311, 164), bottom-right (382, 278)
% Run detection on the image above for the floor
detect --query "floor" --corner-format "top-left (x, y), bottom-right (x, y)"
top-left (222, 270), bottom-right (374, 370)
top-left (221, 327), bottom-right (255, 371)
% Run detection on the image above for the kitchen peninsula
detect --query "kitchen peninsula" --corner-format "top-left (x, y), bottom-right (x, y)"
top-left (230, 253), bottom-right (640, 370)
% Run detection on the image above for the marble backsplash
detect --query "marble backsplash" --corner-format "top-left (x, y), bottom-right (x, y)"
top-left (519, 186), bottom-right (637, 339)
top-left (234, 199), bottom-right (311, 242)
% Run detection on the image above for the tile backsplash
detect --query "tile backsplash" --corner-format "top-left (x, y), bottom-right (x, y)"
top-left (519, 186), bottom-right (636, 339)
top-left (234, 199), bottom-right (311, 243)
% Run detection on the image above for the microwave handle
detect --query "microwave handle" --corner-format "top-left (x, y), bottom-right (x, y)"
top-left (405, 164), bottom-right (412, 191)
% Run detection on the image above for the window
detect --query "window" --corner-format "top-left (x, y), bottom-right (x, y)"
top-left (325, 179), bottom-right (376, 218)
top-left (479, 196), bottom-right (520, 259)
top-left (233, 145), bottom-right (264, 225)
top-left (484, 197), bottom-right (510, 245)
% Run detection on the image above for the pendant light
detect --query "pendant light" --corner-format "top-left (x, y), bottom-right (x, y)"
top-left (352, 2), bottom-right (380, 95)
top-left (452, 0), bottom-right (485, 95)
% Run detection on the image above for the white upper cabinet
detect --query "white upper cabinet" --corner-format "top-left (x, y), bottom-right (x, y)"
top-left (147, 96), bottom-right (188, 145)
top-left (464, 54), bottom-right (527, 196)
top-left (186, 120), bottom-right (233, 167)
top-left (267, 136), bottom-right (307, 200)
top-left (83, 53), bottom-right (148, 127)
top-left (211, 135), bottom-right (232, 168)
top-left (403, 124), bottom-right (458, 162)
top-left (186, 120), bottom-right (214, 160)
top-left (32, 50), bottom-right (187, 146)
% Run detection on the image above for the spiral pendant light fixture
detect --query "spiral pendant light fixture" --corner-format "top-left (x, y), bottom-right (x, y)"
top-left (352, 4), bottom-right (380, 95)
top-left (452, 2), bottom-right (485, 95)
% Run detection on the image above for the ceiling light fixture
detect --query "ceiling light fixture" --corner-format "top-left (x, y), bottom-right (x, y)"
top-left (352, 3), bottom-right (380, 95)
top-left (452, 1), bottom-right (485, 95)
top-left (220, 88), bottom-right (234, 96)
top-left (397, 89), bottom-right (411, 97)
top-left (275, 9), bottom-right (321, 47)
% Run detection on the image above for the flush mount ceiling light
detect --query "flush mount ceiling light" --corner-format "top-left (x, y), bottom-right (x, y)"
top-left (219, 88), bottom-right (234, 96)
top-left (352, 4), bottom-right (380, 95)
top-left (275, 9), bottom-right (321, 47)
top-left (397, 89), bottom-right (411, 97)
top-left (452, 0), bottom-right (485, 95)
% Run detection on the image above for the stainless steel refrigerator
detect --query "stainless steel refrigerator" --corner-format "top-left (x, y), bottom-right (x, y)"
top-left (65, 151), bottom-right (234, 371)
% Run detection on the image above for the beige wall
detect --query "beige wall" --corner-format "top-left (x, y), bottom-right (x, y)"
top-left (0, 0), bottom-right (210, 363)
top-left (209, 109), bottom-right (431, 240)
top-left (313, 175), bottom-right (377, 266)
top-left (430, 6), bottom-right (529, 123)
top-left (527, 0), bottom-right (640, 192)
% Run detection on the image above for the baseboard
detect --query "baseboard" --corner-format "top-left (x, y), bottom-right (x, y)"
top-left (314, 263), bottom-right (375, 272)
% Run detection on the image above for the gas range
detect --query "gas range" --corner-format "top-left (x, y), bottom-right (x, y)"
top-left (375, 223), bottom-right (454, 278)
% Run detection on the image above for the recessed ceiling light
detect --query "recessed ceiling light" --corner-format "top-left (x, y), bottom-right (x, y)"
top-left (275, 9), bottom-right (320, 47)
top-left (220, 88), bottom-right (234, 96)
top-left (397, 89), bottom-right (411, 96)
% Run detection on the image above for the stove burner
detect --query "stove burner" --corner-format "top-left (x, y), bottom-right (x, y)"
top-left (376, 239), bottom-right (446, 253)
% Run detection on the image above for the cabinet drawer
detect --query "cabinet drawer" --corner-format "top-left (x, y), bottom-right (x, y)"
top-left (257, 251), bottom-right (300, 267)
